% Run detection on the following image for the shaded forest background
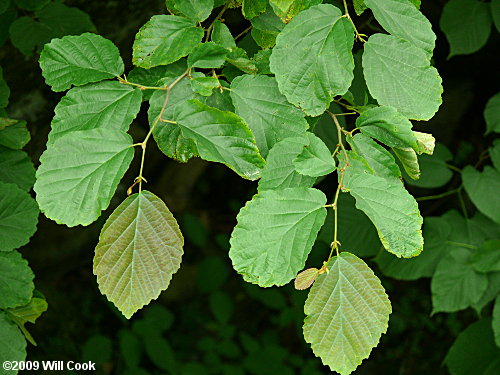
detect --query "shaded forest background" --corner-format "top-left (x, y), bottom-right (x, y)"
top-left (1, 0), bottom-right (499, 374)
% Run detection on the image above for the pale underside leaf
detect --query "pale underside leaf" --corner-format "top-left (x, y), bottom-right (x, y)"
top-left (304, 252), bottom-right (391, 375)
top-left (94, 190), bottom-right (184, 319)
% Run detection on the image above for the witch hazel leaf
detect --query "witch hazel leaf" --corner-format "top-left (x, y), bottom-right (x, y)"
top-left (293, 132), bottom-right (336, 177)
top-left (94, 191), bottom-right (184, 319)
top-left (304, 252), bottom-right (391, 375)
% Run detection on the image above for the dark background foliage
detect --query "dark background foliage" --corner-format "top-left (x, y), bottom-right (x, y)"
top-left (1, 0), bottom-right (499, 374)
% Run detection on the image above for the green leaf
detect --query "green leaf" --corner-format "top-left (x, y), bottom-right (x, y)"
top-left (39, 33), bottom-right (124, 92)
top-left (303, 252), bottom-right (391, 375)
top-left (0, 311), bottom-right (26, 371)
top-left (148, 79), bottom-right (198, 163)
top-left (0, 66), bottom-right (9, 108)
top-left (252, 48), bottom-right (272, 74)
top-left (363, 0), bottom-right (435, 57)
top-left (293, 133), bottom-right (336, 177)
top-left (0, 118), bottom-right (30, 150)
top-left (491, 140), bottom-right (500, 172)
top-left (269, 0), bottom-right (322, 23)
top-left (356, 106), bottom-right (418, 150)
top-left (474, 272), bottom-right (500, 314)
top-left (444, 319), bottom-right (500, 375)
top-left (230, 74), bottom-right (308, 157)
top-left (0, 182), bottom-right (39, 252)
top-left (187, 42), bottom-right (228, 69)
top-left (209, 291), bottom-right (234, 324)
top-left (6, 294), bottom-right (48, 345)
top-left (34, 129), bottom-right (134, 227)
top-left (485, 92), bottom-right (500, 134)
top-left (362, 33), bottom-right (442, 120)
top-left (175, 99), bottom-right (265, 180)
top-left (393, 147), bottom-right (420, 180)
top-left (258, 137), bottom-right (316, 191)
top-left (173, 0), bottom-right (213, 22)
top-left (341, 152), bottom-right (423, 258)
top-left (94, 191), bottom-right (184, 319)
top-left (347, 133), bottom-right (401, 181)
top-left (14, 0), bottom-right (50, 11)
top-left (403, 143), bottom-right (453, 188)
top-left (494, 297), bottom-right (500, 348)
top-left (0, 146), bottom-right (35, 191)
top-left (471, 240), bottom-right (500, 273)
top-left (413, 131), bottom-right (435, 155)
top-left (201, 80), bottom-right (234, 111)
top-left (440, 0), bottom-right (492, 58)
top-left (242, 0), bottom-right (266, 19)
top-left (375, 216), bottom-right (452, 280)
top-left (463, 166), bottom-right (500, 225)
top-left (0, 250), bottom-right (34, 309)
top-left (9, 1), bottom-right (95, 56)
top-left (492, 0), bottom-right (500, 33)
top-left (250, 8), bottom-right (284, 48)
top-left (270, 4), bottom-right (355, 116)
top-left (431, 248), bottom-right (488, 314)
top-left (318, 193), bottom-right (381, 258)
top-left (132, 15), bottom-right (203, 69)
top-left (211, 21), bottom-right (236, 49)
top-left (49, 81), bottom-right (142, 143)
top-left (225, 47), bottom-right (257, 74)
top-left (229, 187), bottom-right (327, 286)
top-left (190, 75), bottom-right (220, 96)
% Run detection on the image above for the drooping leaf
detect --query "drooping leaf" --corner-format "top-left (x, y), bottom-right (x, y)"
top-left (356, 106), bottom-right (418, 150)
top-left (471, 240), bottom-right (500, 273)
top-left (303, 252), bottom-right (391, 375)
top-left (49, 81), bottom-right (142, 143)
top-left (34, 128), bottom-right (134, 227)
top-left (6, 295), bottom-right (48, 345)
top-left (0, 66), bottom-right (9, 108)
top-left (294, 268), bottom-right (319, 290)
top-left (0, 147), bottom-right (35, 191)
top-left (431, 248), bottom-right (488, 314)
top-left (0, 250), bottom-right (34, 309)
top-left (9, 1), bottom-right (95, 56)
top-left (187, 42), bottom-right (228, 69)
top-left (444, 319), bottom-right (500, 375)
top-left (0, 182), bottom-right (39, 252)
top-left (39, 33), bottom-right (124, 92)
top-left (258, 137), bottom-right (316, 191)
top-left (94, 191), bottom-right (184, 319)
top-left (376, 216), bottom-right (452, 280)
top-left (363, 0), bottom-right (435, 57)
top-left (132, 15), bottom-right (203, 69)
top-left (0, 311), bottom-right (26, 369)
top-left (229, 187), bottom-right (327, 286)
top-left (211, 20), bottom-right (236, 49)
top-left (270, 4), bottom-right (354, 116)
top-left (362, 33), bottom-right (442, 120)
top-left (175, 99), bottom-right (265, 180)
top-left (440, 0), bottom-right (492, 58)
top-left (269, 0), bottom-right (322, 23)
top-left (0, 118), bottom-right (30, 149)
top-left (347, 133), bottom-right (401, 180)
top-left (393, 147), bottom-right (420, 180)
top-left (230, 74), bottom-right (308, 157)
top-left (173, 0), bottom-right (213, 22)
top-left (148, 79), bottom-right (199, 163)
top-left (462, 166), bottom-right (500, 225)
top-left (403, 142), bottom-right (453, 188)
top-left (293, 132), bottom-right (336, 177)
top-left (341, 152), bottom-right (423, 258)
top-left (485, 92), bottom-right (500, 134)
